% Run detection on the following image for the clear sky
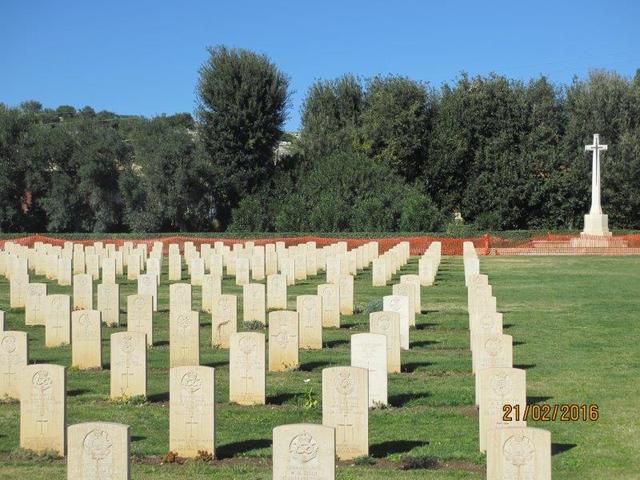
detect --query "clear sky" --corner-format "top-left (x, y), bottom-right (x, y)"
top-left (2, 0), bottom-right (639, 130)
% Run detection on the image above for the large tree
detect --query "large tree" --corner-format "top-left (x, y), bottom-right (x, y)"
top-left (361, 75), bottom-right (433, 181)
top-left (197, 46), bottom-right (290, 228)
top-left (298, 75), bottom-right (365, 161)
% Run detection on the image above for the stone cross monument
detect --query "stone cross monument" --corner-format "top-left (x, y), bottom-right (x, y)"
top-left (581, 134), bottom-right (611, 237)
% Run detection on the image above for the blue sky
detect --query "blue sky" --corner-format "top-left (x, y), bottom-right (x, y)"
top-left (2, 0), bottom-right (639, 130)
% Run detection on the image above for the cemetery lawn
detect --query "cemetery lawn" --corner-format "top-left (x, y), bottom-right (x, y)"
top-left (1, 255), bottom-right (639, 479)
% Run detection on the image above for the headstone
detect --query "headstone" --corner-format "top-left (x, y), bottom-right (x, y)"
top-left (479, 367), bottom-right (526, 452)
top-left (371, 259), bottom-right (386, 287)
top-left (325, 257), bottom-right (340, 284)
top-left (0, 310), bottom-right (4, 331)
top-left (169, 366), bottom-right (216, 458)
top-left (266, 274), bottom-right (287, 310)
top-left (10, 273), bottom-right (28, 308)
top-left (110, 332), bottom-right (146, 399)
top-left (25, 283), bottom-right (47, 326)
top-left (322, 366), bottom-right (368, 459)
top-left (243, 283), bottom-right (266, 325)
top-left (268, 311), bottom-right (299, 372)
top-left (272, 424), bottom-right (335, 480)
top-left (229, 332), bottom-right (265, 405)
top-left (138, 273), bottom-right (158, 312)
top-left (470, 312), bottom-right (503, 351)
top-left (210, 253), bottom-right (223, 278)
top-left (0, 331), bottom-right (28, 398)
top-left (296, 295), bottom-right (323, 350)
top-left (400, 274), bottom-right (421, 314)
top-left (280, 256), bottom-right (295, 286)
top-left (58, 257), bottom-right (72, 286)
top-left (127, 253), bottom-right (141, 280)
top-left (72, 248), bottom-right (85, 275)
top-left (190, 258), bottom-right (205, 286)
top-left (265, 247), bottom-right (278, 277)
top-left (97, 283), bottom-right (120, 327)
top-left (67, 422), bottom-right (130, 480)
top-left (201, 273), bottom-right (222, 313)
top-left (235, 257), bottom-right (250, 286)
top-left (318, 284), bottom-right (340, 328)
top-left (382, 295), bottom-right (410, 350)
top-left (369, 311), bottom-right (401, 373)
top-left (146, 257), bottom-right (161, 285)
top-left (127, 294), bottom-right (153, 346)
top-left (338, 275), bottom-right (354, 316)
top-left (73, 274), bottom-right (93, 310)
top-left (474, 334), bottom-right (514, 405)
top-left (170, 283), bottom-right (192, 317)
top-left (170, 311), bottom-right (199, 368)
top-left (473, 333), bottom-right (513, 374)
top-left (391, 284), bottom-right (415, 327)
top-left (20, 364), bottom-right (66, 455)
top-left (46, 295), bottom-right (71, 347)
top-left (486, 426), bottom-right (551, 480)
top-left (101, 257), bottom-right (116, 284)
top-left (114, 250), bottom-right (124, 276)
top-left (211, 294), bottom-right (237, 348)
top-left (350, 333), bottom-right (387, 407)
top-left (71, 310), bottom-right (102, 369)
top-left (251, 252), bottom-right (265, 281)
top-left (169, 254), bottom-right (182, 281)
top-left (85, 253), bottom-right (100, 280)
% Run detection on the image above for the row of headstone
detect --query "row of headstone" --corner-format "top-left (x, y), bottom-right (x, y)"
top-left (463, 242), bottom-right (552, 479)
top-left (2, 238), bottom-right (426, 480)
top-left (1, 239), bottom-right (164, 288)
top-left (371, 242), bottom-right (409, 286)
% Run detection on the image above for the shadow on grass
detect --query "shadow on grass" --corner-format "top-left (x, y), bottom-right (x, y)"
top-left (526, 395), bottom-right (553, 404)
top-left (217, 439), bottom-right (271, 459)
top-left (389, 391), bottom-right (431, 407)
top-left (267, 392), bottom-right (298, 405)
top-left (67, 388), bottom-right (90, 397)
top-left (370, 440), bottom-right (429, 458)
top-left (513, 340), bottom-right (526, 346)
top-left (203, 360), bottom-right (228, 368)
top-left (324, 339), bottom-right (348, 348)
top-left (401, 361), bottom-right (434, 373)
top-left (503, 323), bottom-right (514, 330)
top-left (147, 391), bottom-right (169, 403)
top-left (415, 323), bottom-right (439, 330)
top-left (299, 360), bottom-right (332, 372)
top-left (411, 340), bottom-right (440, 348)
top-left (514, 364), bottom-right (536, 370)
top-left (131, 435), bottom-right (146, 442)
top-left (155, 340), bottom-right (169, 346)
top-left (552, 443), bottom-right (577, 455)
top-left (421, 309), bottom-right (440, 314)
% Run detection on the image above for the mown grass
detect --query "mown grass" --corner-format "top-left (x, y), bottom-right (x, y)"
top-left (0, 255), bottom-right (638, 479)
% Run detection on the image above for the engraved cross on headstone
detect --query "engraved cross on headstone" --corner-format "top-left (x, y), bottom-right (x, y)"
top-left (338, 413), bottom-right (353, 442)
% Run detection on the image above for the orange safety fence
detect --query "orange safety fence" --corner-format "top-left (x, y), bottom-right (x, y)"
top-left (3, 233), bottom-right (640, 256)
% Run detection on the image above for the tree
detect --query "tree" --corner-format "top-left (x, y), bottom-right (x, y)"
top-left (361, 76), bottom-right (433, 181)
top-left (197, 46), bottom-right (291, 228)
top-left (120, 114), bottom-right (214, 232)
top-left (298, 75), bottom-right (364, 161)
top-left (0, 107), bottom-right (32, 231)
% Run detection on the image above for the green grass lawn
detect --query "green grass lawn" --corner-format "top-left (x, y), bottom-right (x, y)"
top-left (0, 255), bottom-right (638, 479)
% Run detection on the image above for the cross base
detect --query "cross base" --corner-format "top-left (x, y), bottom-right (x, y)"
top-left (581, 213), bottom-right (611, 237)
